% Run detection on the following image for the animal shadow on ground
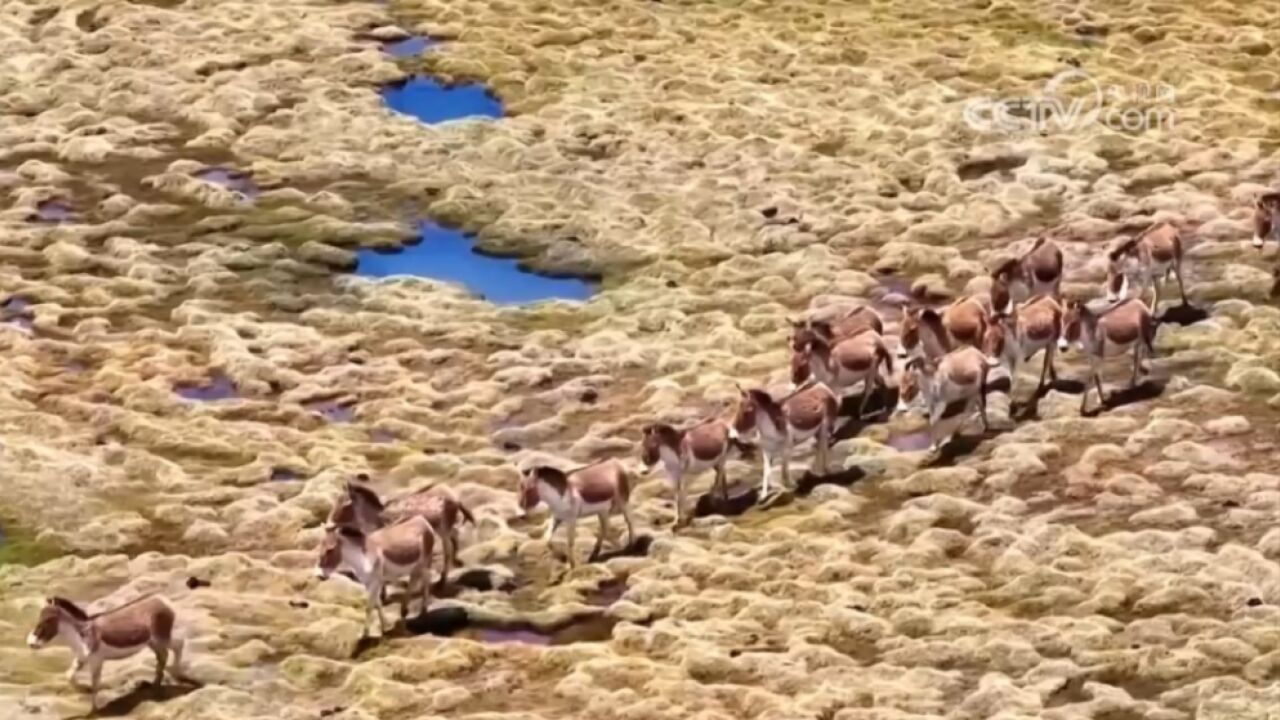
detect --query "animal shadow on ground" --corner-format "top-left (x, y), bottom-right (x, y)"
top-left (923, 429), bottom-right (1004, 468)
top-left (89, 680), bottom-right (201, 717)
top-left (694, 485), bottom-right (760, 518)
top-left (438, 567), bottom-right (520, 597)
top-left (1081, 379), bottom-right (1167, 418)
top-left (593, 534), bottom-right (654, 562)
top-left (1012, 377), bottom-right (1088, 420)
top-left (796, 465), bottom-right (867, 495)
top-left (1157, 302), bottom-right (1209, 326)
top-left (352, 606), bottom-right (472, 656)
top-left (836, 386), bottom-right (898, 424)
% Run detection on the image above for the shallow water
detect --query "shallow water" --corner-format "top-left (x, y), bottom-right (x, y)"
top-left (382, 36), bottom-right (433, 58)
top-left (354, 222), bottom-right (597, 304)
top-left (381, 76), bottom-right (503, 124)
top-left (34, 199), bottom-right (74, 223)
top-left (174, 373), bottom-right (238, 401)
top-left (195, 167), bottom-right (259, 198)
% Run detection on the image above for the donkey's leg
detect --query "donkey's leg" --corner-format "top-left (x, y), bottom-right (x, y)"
top-left (590, 512), bottom-right (610, 561)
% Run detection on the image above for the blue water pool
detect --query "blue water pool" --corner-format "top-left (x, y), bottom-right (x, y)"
top-left (381, 76), bottom-right (503, 124)
top-left (355, 222), bottom-right (596, 304)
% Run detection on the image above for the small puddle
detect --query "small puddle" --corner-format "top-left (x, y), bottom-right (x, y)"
top-left (886, 428), bottom-right (933, 452)
top-left (585, 578), bottom-right (627, 607)
top-left (305, 399), bottom-right (355, 423)
top-left (270, 468), bottom-right (301, 482)
top-left (369, 428), bottom-right (397, 444)
top-left (382, 36), bottom-right (433, 58)
top-left (34, 199), bottom-right (75, 223)
top-left (381, 76), bottom-right (503, 124)
top-left (354, 222), bottom-right (597, 304)
top-left (2, 296), bottom-right (33, 331)
top-left (194, 167), bottom-right (259, 198)
top-left (175, 372), bottom-right (238, 401)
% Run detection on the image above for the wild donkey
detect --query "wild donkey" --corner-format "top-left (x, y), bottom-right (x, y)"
top-left (990, 237), bottom-right (1064, 314)
top-left (898, 299), bottom-right (992, 362)
top-left (732, 381), bottom-right (839, 495)
top-left (1253, 191), bottom-right (1280, 250)
top-left (328, 476), bottom-right (474, 592)
top-left (1061, 297), bottom-right (1157, 414)
top-left (792, 320), bottom-right (894, 418)
top-left (788, 305), bottom-right (884, 351)
top-left (315, 517), bottom-right (437, 637)
top-left (640, 418), bottom-right (751, 527)
top-left (1106, 222), bottom-right (1188, 315)
top-left (27, 594), bottom-right (187, 711)
top-left (517, 458), bottom-right (636, 569)
top-left (982, 294), bottom-right (1064, 401)
top-left (896, 346), bottom-right (991, 453)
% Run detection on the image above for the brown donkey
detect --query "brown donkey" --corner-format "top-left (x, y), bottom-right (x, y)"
top-left (895, 346), bottom-right (991, 454)
top-left (1105, 222), bottom-right (1188, 315)
top-left (732, 382), bottom-right (840, 495)
top-left (517, 459), bottom-right (637, 569)
top-left (898, 298), bottom-right (992, 362)
top-left (982, 294), bottom-right (1064, 401)
top-left (641, 418), bottom-right (751, 526)
top-left (328, 476), bottom-right (475, 592)
top-left (315, 517), bottom-right (437, 637)
top-left (795, 321), bottom-right (894, 418)
top-left (991, 237), bottom-right (1064, 315)
top-left (789, 305), bottom-right (885, 352)
top-left (1061, 297), bottom-right (1158, 414)
top-left (27, 595), bottom-right (187, 711)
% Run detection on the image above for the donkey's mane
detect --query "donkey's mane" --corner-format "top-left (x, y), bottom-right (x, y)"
top-left (88, 592), bottom-right (161, 620)
top-left (51, 597), bottom-right (89, 621)
top-left (347, 482), bottom-right (385, 511)
top-left (1108, 235), bottom-right (1142, 260)
top-left (992, 256), bottom-right (1021, 278)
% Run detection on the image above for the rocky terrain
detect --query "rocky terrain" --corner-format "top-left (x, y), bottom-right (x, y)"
top-left (1, 0), bottom-right (1280, 719)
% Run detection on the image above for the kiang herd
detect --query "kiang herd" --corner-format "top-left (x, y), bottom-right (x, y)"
top-left (25, 196), bottom-right (1280, 711)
